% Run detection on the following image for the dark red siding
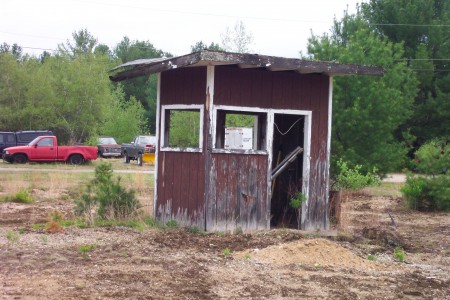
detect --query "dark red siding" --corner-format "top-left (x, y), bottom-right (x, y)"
top-left (207, 153), bottom-right (269, 231)
top-left (156, 151), bottom-right (205, 228)
top-left (160, 67), bottom-right (207, 105)
top-left (157, 67), bottom-right (207, 227)
top-left (214, 66), bottom-right (330, 229)
top-left (156, 65), bottom-right (330, 231)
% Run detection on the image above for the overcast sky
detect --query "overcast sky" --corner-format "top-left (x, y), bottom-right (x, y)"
top-left (1, 0), bottom-right (363, 58)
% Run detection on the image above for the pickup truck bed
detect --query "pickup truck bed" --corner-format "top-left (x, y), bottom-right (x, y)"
top-left (121, 135), bottom-right (156, 166)
top-left (2, 136), bottom-right (97, 165)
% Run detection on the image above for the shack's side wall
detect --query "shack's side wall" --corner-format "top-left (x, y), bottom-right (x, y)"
top-left (214, 66), bottom-right (330, 230)
top-left (157, 67), bottom-right (207, 228)
top-left (207, 153), bottom-right (268, 232)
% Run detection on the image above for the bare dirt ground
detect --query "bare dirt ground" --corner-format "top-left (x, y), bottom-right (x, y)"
top-left (0, 182), bottom-right (449, 299)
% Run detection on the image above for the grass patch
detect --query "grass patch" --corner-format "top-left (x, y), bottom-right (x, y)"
top-left (364, 182), bottom-right (404, 198)
top-left (185, 226), bottom-right (202, 234)
top-left (0, 164), bottom-right (153, 202)
top-left (1, 189), bottom-right (34, 204)
top-left (394, 247), bottom-right (406, 262)
top-left (31, 223), bottom-right (45, 231)
top-left (6, 230), bottom-right (19, 244)
top-left (165, 219), bottom-right (178, 228)
top-left (79, 244), bottom-right (96, 259)
top-left (223, 247), bottom-right (232, 256)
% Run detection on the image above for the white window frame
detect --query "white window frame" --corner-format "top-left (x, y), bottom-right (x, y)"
top-left (212, 105), bottom-right (312, 211)
top-left (212, 105), bottom-right (270, 155)
top-left (160, 104), bottom-right (204, 152)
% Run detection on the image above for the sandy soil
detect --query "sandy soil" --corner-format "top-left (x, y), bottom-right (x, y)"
top-left (0, 191), bottom-right (449, 299)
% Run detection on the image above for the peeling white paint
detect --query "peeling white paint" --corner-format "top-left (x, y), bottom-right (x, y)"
top-left (207, 65), bottom-right (215, 135)
top-left (325, 76), bottom-right (333, 226)
top-left (154, 73), bottom-right (161, 215)
top-left (158, 199), bottom-right (205, 228)
top-left (211, 149), bottom-right (267, 155)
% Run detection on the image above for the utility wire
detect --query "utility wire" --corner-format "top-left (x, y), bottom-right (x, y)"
top-left (274, 118), bottom-right (303, 136)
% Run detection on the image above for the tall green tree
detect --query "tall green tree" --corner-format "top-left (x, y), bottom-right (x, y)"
top-left (0, 52), bottom-right (29, 130)
top-left (190, 41), bottom-right (223, 52)
top-left (38, 55), bottom-right (113, 143)
top-left (362, 0), bottom-right (450, 147)
top-left (113, 37), bottom-right (172, 134)
top-left (0, 43), bottom-right (23, 60)
top-left (98, 86), bottom-right (148, 144)
top-left (57, 29), bottom-right (98, 58)
top-left (306, 12), bottom-right (418, 174)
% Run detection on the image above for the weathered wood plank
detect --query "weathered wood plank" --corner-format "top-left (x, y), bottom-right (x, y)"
top-left (227, 154), bottom-right (239, 231)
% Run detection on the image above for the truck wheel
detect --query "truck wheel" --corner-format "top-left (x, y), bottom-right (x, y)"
top-left (123, 153), bottom-right (130, 164)
top-left (13, 154), bottom-right (27, 164)
top-left (69, 154), bottom-right (84, 165)
top-left (137, 153), bottom-right (143, 166)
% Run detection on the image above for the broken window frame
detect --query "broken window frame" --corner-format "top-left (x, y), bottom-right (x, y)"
top-left (160, 104), bottom-right (204, 152)
top-left (212, 105), bottom-right (269, 154)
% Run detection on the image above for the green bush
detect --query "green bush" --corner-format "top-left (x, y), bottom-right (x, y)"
top-left (394, 247), bottom-right (406, 262)
top-left (402, 140), bottom-right (450, 212)
top-left (415, 139), bottom-right (449, 176)
top-left (1, 189), bottom-right (34, 204)
top-left (289, 191), bottom-right (307, 229)
top-left (402, 175), bottom-right (449, 211)
top-left (333, 159), bottom-right (380, 191)
top-left (75, 162), bottom-right (141, 221)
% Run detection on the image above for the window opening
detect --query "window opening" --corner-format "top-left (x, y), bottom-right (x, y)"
top-left (215, 110), bottom-right (267, 151)
top-left (162, 108), bottom-right (202, 149)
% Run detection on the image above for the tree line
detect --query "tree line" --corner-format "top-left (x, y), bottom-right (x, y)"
top-left (0, 0), bottom-right (448, 177)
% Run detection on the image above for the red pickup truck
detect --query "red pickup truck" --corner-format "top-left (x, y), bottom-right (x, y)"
top-left (2, 136), bottom-right (98, 165)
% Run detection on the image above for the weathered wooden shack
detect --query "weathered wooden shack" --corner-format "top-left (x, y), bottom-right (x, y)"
top-left (110, 50), bottom-right (383, 231)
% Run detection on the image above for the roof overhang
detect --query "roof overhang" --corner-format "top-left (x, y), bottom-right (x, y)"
top-left (109, 50), bottom-right (384, 82)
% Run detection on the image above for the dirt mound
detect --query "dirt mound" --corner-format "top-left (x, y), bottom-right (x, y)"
top-left (360, 226), bottom-right (406, 248)
top-left (236, 238), bottom-right (385, 270)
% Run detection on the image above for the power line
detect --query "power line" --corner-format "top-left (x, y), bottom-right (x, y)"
top-left (372, 23), bottom-right (450, 27)
top-left (394, 59), bottom-right (450, 61)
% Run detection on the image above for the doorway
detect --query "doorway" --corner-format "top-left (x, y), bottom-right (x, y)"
top-left (270, 113), bottom-right (306, 228)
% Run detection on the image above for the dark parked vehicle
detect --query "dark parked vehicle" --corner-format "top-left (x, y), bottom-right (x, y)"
top-left (97, 136), bottom-right (122, 158)
top-left (0, 130), bottom-right (53, 157)
top-left (121, 135), bottom-right (156, 166)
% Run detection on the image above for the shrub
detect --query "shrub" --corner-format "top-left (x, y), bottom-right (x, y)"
top-left (289, 191), bottom-right (306, 229)
top-left (333, 159), bottom-right (380, 191)
top-left (46, 210), bottom-right (64, 233)
top-left (75, 162), bottom-right (141, 221)
top-left (401, 140), bottom-right (450, 212)
top-left (402, 175), bottom-right (449, 211)
top-left (394, 247), bottom-right (405, 262)
top-left (8, 189), bottom-right (33, 204)
top-left (415, 139), bottom-right (449, 176)
top-left (223, 248), bottom-right (232, 256)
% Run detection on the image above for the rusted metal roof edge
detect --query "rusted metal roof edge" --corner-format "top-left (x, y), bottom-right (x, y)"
top-left (109, 50), bottom-right (384, 82)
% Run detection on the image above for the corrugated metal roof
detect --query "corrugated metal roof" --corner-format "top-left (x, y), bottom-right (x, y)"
top-left (109, 50), bottom-right (384, 82)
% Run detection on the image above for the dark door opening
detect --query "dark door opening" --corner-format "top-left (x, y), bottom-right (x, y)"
top-left (271, 114), bottom-right (305, 228)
